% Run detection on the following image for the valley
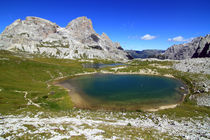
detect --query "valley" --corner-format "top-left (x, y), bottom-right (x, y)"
top-left (0, 50), bottom-right (209, 139)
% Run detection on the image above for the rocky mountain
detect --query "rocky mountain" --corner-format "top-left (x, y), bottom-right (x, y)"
top-left (0, 16), bottom-right (131, 60)
top-left (164, 34), bottom-right (210, 60)
top-left (126, 49), bottom-right (165, 59)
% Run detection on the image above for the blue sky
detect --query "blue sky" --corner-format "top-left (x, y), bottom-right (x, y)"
top-left (0, 0), bottom-right (210, 50)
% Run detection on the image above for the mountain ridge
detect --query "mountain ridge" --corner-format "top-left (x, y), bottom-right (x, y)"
top-left (126, 49), bottom-right (165, 59)
top-left (0, 16), bottom-right (131, 60)
top-left (0, 16), bottom-right (209, 60)
top-left (164, 34), bottom-right (210, 60)
top-left (127, 34), bottom-right (210, 60)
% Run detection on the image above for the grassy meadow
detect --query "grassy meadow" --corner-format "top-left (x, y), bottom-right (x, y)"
top-left (0, 50), bottom-right (209, 118)
top-left (0, 50), bottom-right (209, 139)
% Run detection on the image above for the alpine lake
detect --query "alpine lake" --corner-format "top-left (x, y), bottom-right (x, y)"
top-left (59, 73), bottom-right (188, 111)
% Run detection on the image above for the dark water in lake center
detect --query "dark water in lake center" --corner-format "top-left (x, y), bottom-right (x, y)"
top-left (62, 74), bottom-right (187, 110)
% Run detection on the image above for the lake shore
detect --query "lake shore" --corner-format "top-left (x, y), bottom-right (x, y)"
top-left (146, 92), bottom-right (187, 112)
top-left (146, 104), bottom-right (178, 112)
top-left (53, 71), bottom-right (188, 112)
top-left (55, 82), bottom-right (91, 109)
top-left (53, 68), bottom-right (176, 83)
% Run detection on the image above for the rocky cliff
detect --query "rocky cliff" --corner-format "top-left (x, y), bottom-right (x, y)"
top-left (164, 34), bottom-right (210, 60)
top-left (0, 16), bottom-right (131, 60)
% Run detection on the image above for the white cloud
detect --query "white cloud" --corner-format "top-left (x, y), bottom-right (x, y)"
top-left (168, 36), bottom-right (194, 42)
top-left (168, 36), bottom-right (185, 42)
top-left (141, 34), bottom-right (156, 40)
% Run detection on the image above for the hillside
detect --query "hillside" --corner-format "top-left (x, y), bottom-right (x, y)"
top-left (0, 50), bottom-right (209, 139)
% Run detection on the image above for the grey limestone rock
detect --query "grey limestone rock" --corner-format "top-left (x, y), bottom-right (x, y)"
top-left (0, 16), bottom-right (131, 60)
top-left (164, 35), bottom-right (210, 60)
top-left (173, 58), bottom-right (210, 74)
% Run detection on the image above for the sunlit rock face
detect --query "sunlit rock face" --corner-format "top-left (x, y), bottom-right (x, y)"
top-left (0, 16), bottom-right (131, 60)
top-left (164, 35), bottom-right (210, 60)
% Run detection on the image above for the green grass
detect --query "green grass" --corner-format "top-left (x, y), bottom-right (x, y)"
top-left (97, 124), bottom-right (176, 139)
top-left (0, 50), bottom-right (209, 119)
top-left (99, 59), bottom-right (210, 118)
top-left (1, 50), bottom-right (209, 140)
top-left (158, 103), bottom-right (210, 119)
top-left (0, 50), bottom-right (93, 114)
top-left (0, 50), bottom-right (124, 114)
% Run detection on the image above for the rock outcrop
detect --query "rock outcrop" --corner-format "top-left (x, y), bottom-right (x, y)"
top-left (173, 58), bottom-right (210, 74)
top-left (164, 34), bottom-right (210, 60)
top-left (0, 16), bottom-right (131, 60)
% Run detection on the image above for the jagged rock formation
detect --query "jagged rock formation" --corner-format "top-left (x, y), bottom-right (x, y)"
top-left (126, 49), bottom-right (165, 59)
top-left (0, 16), bottom-right (131, 60)
top-left (164, 34), bottom-right (210, 60)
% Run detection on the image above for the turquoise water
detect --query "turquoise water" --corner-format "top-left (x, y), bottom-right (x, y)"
top-left (63, 74), bottom-right (186, 110)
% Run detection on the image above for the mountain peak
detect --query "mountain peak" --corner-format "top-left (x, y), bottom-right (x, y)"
top-left (25, 16), bottom-right (57, 25)
top-left (66, 16), bottom-right (94, 33)
top-left (0, 16), bottom-right (130, 60)
top-left (164, 34), bottom-right (210, 59)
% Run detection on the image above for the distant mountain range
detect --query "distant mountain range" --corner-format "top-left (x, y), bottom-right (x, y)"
top-left (127, 34), bottom-right (210, 60)
top-left (0, 16), bottom-right (209, 60)
top-left (126, 49), bottom-right (165, 59)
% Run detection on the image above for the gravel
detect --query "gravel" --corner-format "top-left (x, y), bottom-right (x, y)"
top-left (0, 111), bottom-right (209, 140)
top-left (173, 58), bottom-right (210, 74)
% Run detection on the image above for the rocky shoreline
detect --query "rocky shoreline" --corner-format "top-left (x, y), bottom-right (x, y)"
top-left (173, 58), bottom-right (210, 107)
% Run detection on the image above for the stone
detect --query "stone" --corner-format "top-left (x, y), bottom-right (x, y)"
top-left (173, 58), bottom-right (210, 74)
top-left (180, 87), bottom-right (185, 90)
top-left (203, 82), bottom-right (207, 88)
top-left (164, 35), bottom-right (210, 60)
top-left (196, 94), bottom-right (210, 107)
top-left (170, 121), bottom-right (175, 125)
top-left (0, 16), bottom-right (132, 61)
